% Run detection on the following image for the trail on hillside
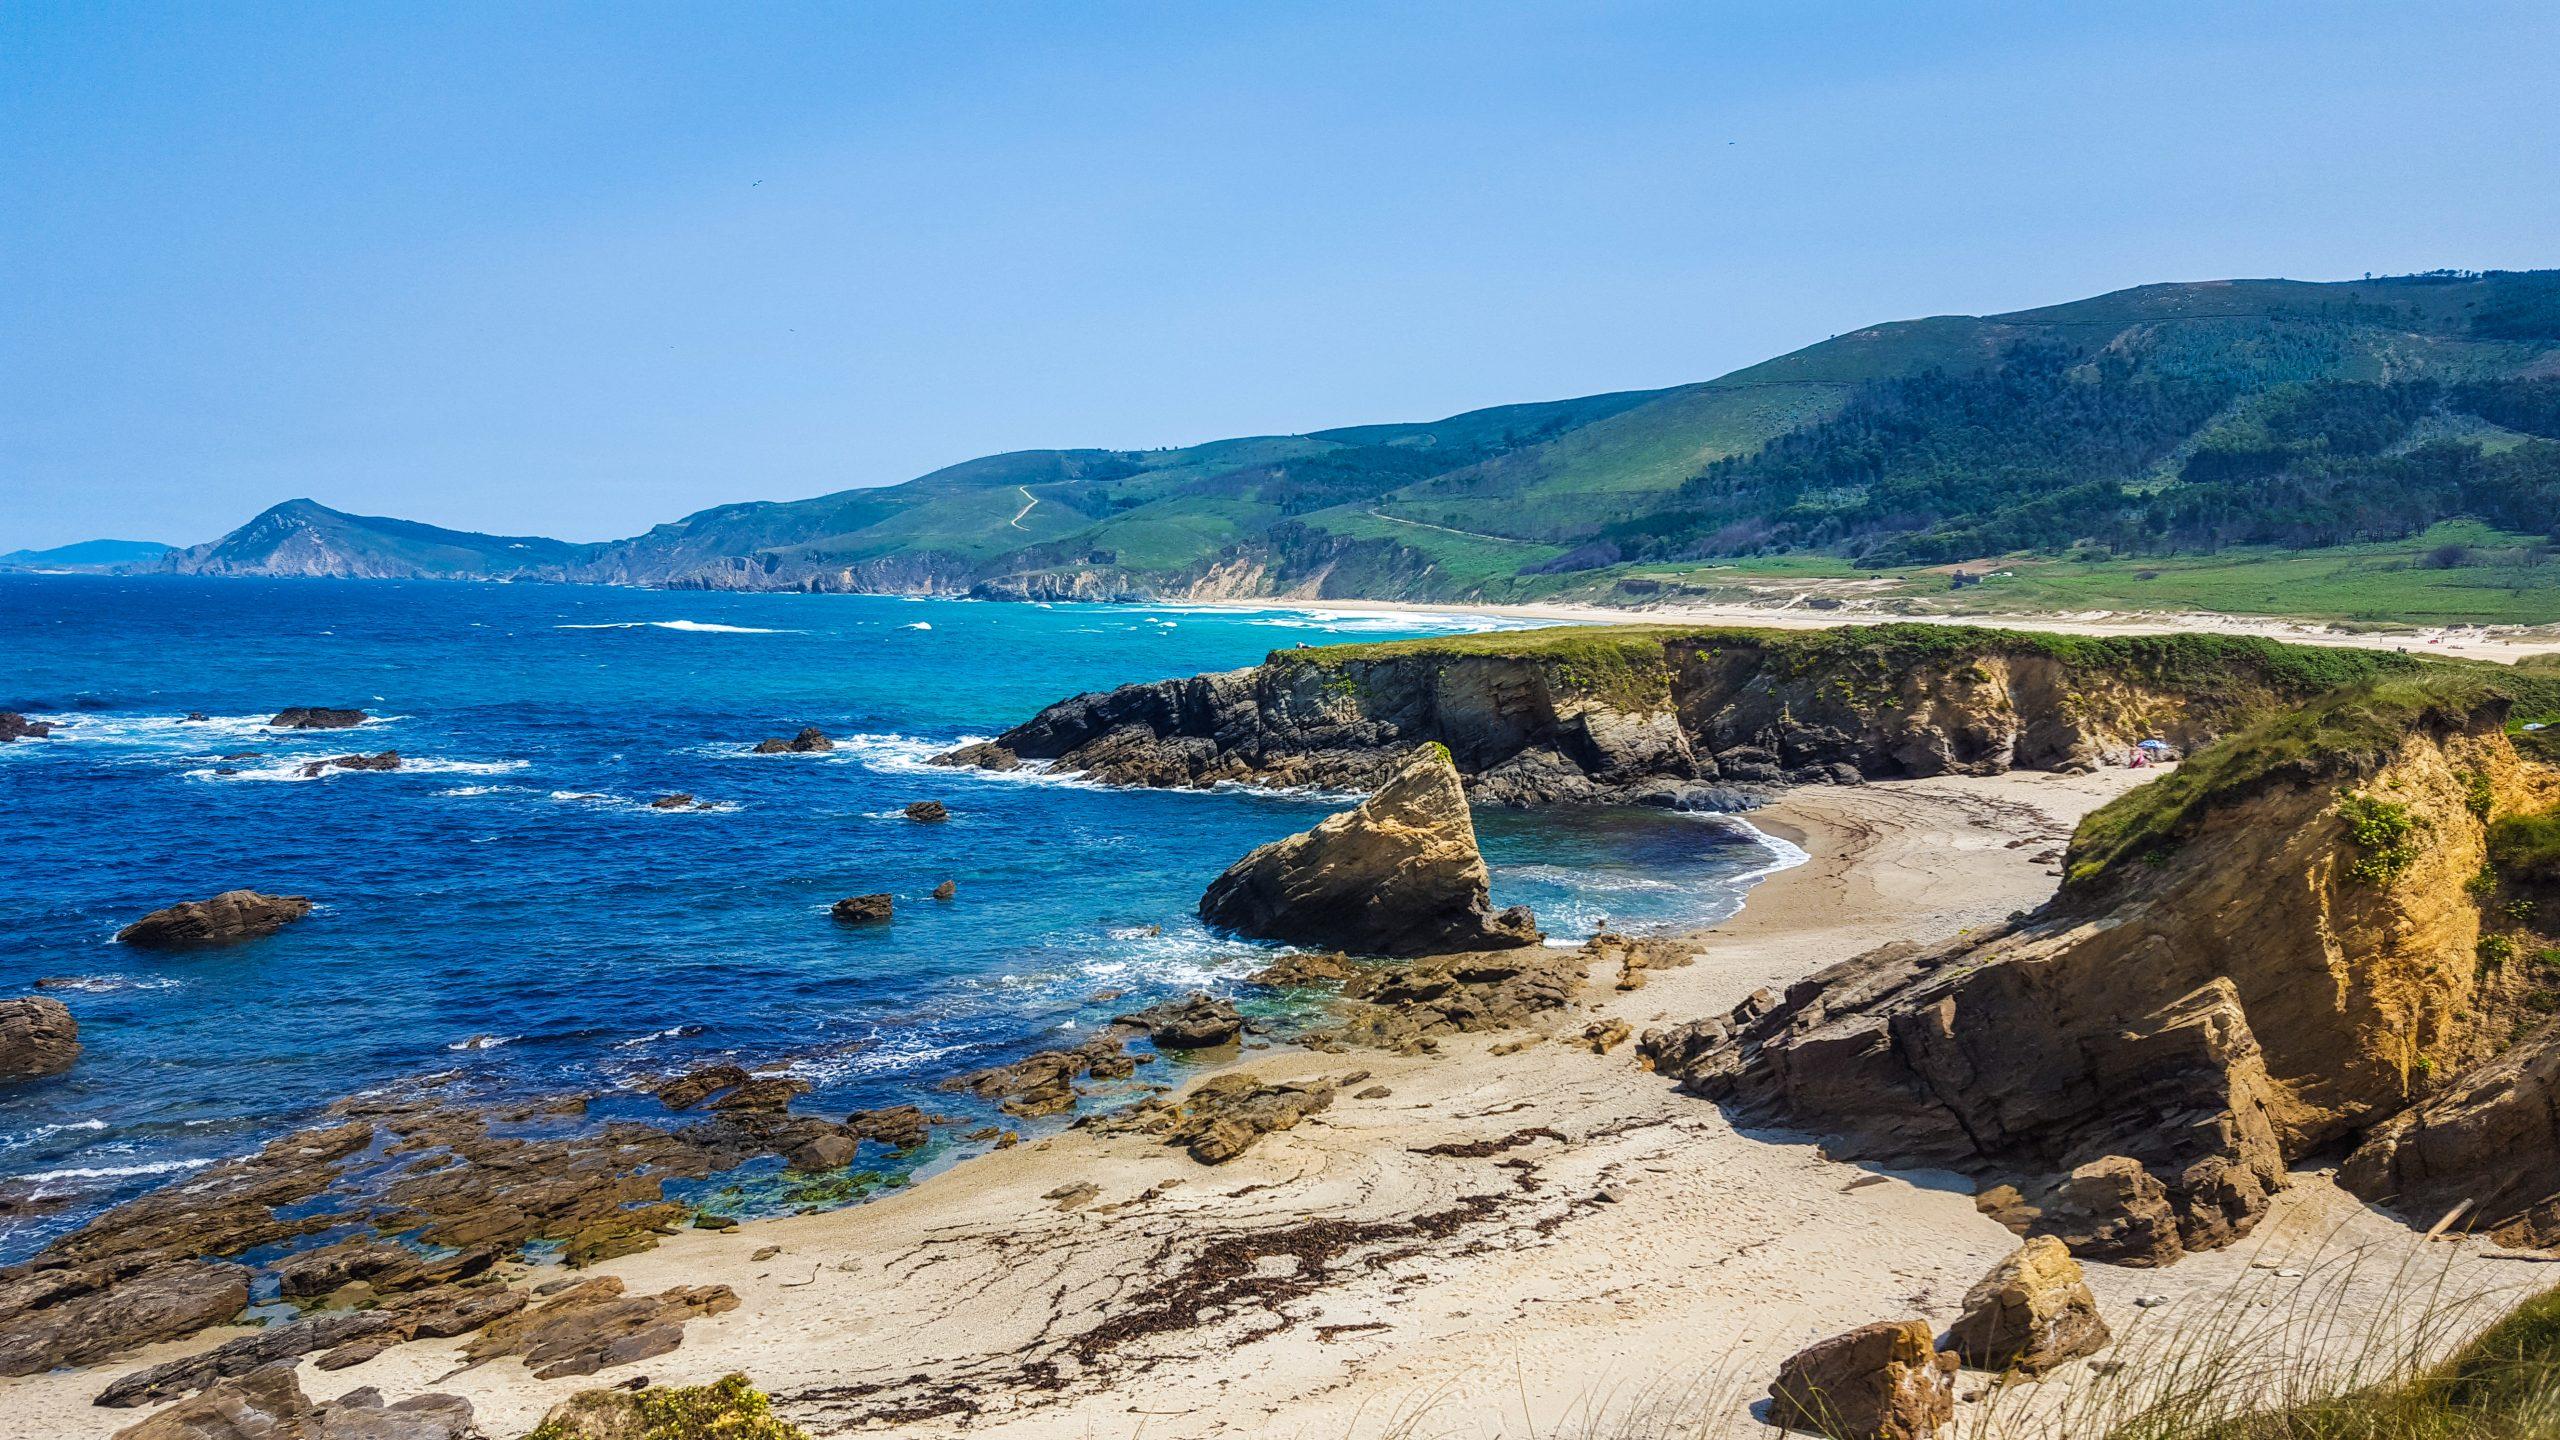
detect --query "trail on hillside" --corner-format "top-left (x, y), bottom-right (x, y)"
top-left (1009, 487), bottom-right (1038, 531)
top-left (1362, 508), bottom-right (1534, 545)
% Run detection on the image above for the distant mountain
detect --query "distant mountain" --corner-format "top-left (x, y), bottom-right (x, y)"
top-left (1, 538), bottom-right (174, 571)
top-left (161, 499), bottom-right (600, 580)
top-left (157, 269), bottom-right (2560, 601)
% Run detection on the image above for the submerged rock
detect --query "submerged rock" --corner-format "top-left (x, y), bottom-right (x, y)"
top-left (1945, 1236), bottom-right (2109, 1374)
top-left (751, 726), bottom-right (833, 754)
top-left (831, 893), bottom-right (893, 924)
top-left (932, 740), bottom-right (1019, 772)
top-left (0, 711), bottom-right (52, 742)
top-left (0, 996), bottom-right (80, 1082)
top-left (903, 799), bottom-right (949, 822)
top-left (1113, 992), bottom-right (1244, 1049)
top-left (303, 749), bottom-right (399, 776)
top-left (1769, 1319), bottom-right (1957, 1440)
top-left (1199, 745), bottom-right (1540, 957)
top-left (649, 793), bottom-right (697, 810)
top-left (116, 890), bottom-right (313, 948)
top-left (267, 706), bottom-right (367, 730)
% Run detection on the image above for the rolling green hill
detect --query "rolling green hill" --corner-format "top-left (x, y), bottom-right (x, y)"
top-left (156, 270), bottom-right (2560, 620)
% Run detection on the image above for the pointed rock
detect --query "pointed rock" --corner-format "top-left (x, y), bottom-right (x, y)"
top-left (1198, 745), bottom-right (1539, 957)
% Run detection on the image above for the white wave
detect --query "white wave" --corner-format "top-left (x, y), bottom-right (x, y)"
top-left (447, 1034), bottom-right (518, 1051)
top-left (902, 621), bottom-right (933, 630)
top-left (1, 1119), bottom-right (109, 1152)
top-left (36, 712), bottom-right (275, 747)
top-left (615, 1025), bottom-right (703, 1049)
top-left (186, 756), bottom-right (527, 784)
top-left (556, 620), bottom-right (795, 634)
top-left (18, 1159), bottom-right (212, 1182)
top-left (32, 975), bottom-right (179, 995)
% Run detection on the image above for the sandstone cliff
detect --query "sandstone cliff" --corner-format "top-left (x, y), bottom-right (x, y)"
top-left (1641, 670), bottom-right (2560, 1265)
top-left (939, 625), bottom-right (2426, 806)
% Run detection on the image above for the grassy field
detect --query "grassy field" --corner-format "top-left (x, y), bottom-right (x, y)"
top-left (1563, 523), bottom-right (2560, 627)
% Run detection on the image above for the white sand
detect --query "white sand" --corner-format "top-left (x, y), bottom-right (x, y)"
top-left (18, 769), bottom-right (2547, 1438)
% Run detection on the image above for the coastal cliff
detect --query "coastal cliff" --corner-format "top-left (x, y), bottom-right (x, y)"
top-left (938, 624), bottom-right (2429, 806)
top-left (1642, 667), bottom-right (2560, 1265)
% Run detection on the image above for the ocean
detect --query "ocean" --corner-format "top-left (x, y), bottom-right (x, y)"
top-left (0, 576), bottom-right (1792, 1259)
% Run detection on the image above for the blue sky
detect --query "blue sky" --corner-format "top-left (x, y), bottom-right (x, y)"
top-left (4, 2), bottom-right (2556, 550)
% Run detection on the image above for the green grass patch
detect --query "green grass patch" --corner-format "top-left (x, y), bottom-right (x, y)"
top-left (2490, 808), bottom-right (2560, 887)
top-left (524, 1373), bottom-right (808, 1440)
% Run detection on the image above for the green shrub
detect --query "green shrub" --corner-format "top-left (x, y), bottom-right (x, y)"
top-left (2480, 933), bottom-right (2518, 968)
top-left (2340, 791), bottom-right (2428, 886)
top-left (524, 1374), bottom-right (808, 1440)
top-left (2462, 769), bottom-right (2497, 821)
top-left (2490, 808), bottom-right (2560, 885)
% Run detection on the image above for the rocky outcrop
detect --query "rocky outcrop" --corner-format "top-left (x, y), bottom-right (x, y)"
top-left (942, 1035), bottom-right (1144, 1118)
top-left (303, 750), bottom-right (399, 776)
top-left (460, 1274), bottom-right (738, 1379)
top-left (268, 707), bottom-right (367, 729)
top-left (0, 711), bottom-right (52, 742)
top-left (2340, 1023), bottom-right (2560, 1247)
top-left (0, 1259), bottom-right (250, 1376)
top-left (117, 890), bottom-right (313, 947)
top-left (1945, 1237), bottom-right (2109, 1374)
top-left (0, 996), bottom-right (79, 1082)
top-left (1199, 746), bottom-right (1540, 956)
top-left (831, 893), bottom-right (893, 924)
top-left (940, 626), bottom-right (2419, 805)
top-left (1642, 680), bottom-right (2560, 1266)
top-left (752, 726), bottom-right (833, 754)
top-left (1087, 1073), bottom-right (1337, 1163)
top-left (1769, 1319), bottom-right (1957, 1440)
top-left (108, 1359), bottom-right (478, 1440)
top-left (1113, 993), bottom-right (1244, 1049)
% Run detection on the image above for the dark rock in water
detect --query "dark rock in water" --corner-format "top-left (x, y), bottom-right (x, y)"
top-left (116, 890), bottom-right (313, 948)
top-left (1086, 1072), bottom-right (1334, 1164)
top-left (0, 1258), bottom-right (251, 1377)
top-left (846, 1103), bottom-right (938, 1151)
top-left (182, 712), bottom-right (210, 723)
top-left (932, 740), bottom-right (1020, 772)
top-left (1247, 952), bottom-right (1357, 988)
top-left (268, 706), bottom-right (367, 730)
top-left (1769, 1320), bottom-right (1956, 1440)
top-left (1199, 746), bottom-right (1540, 957)
top-left (1630, 782), bottom-right (1766, 813)
top-left (0, 711), bottom-right (53, 742)
top-left (307, 749), bottom-right (399, 775)
top-left (648, 793), bottom-right (696, 810)
top-left (832, 893), bottom-right (893, 924)
top-left (1114, 992), bottom-right (1244, 1049)
top-left (654, 1064), bottom-right (752, 1111)
top-left (708, 1074), bottom-right (809, 1113)
top-left (931, 879), bottom-right (957, 901)
top-left (751, 725), bottom-right (833, 754)
top-left (460, 1274), bottom-right (738, 1379)
top-left (903, 799), bottom-right (949, 822)
top-left (0, 996), bottom-right (80, 1082)
top-left (943, 1034), bottom-right (1143, 1118)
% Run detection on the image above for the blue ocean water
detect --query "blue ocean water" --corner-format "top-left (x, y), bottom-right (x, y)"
top-left (0, 577), bottom-right (1787, 1258)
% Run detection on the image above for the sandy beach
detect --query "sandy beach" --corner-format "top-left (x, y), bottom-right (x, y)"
top-left (1173, 593), bottom-right (2560, 665)
top-left (22, 765), bottom-right (2546, 1439)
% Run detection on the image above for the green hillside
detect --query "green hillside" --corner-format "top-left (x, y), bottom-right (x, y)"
top-left (163, 269), bottom-right (2560, 620)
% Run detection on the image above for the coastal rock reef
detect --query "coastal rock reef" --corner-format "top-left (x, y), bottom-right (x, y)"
top-left (1642, 667), bottom-right (2560, 1265)
top-left (938, 625), bottom-right (2430, 805)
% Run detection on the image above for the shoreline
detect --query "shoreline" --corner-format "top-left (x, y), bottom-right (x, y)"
top-left (21, 767), bottom-right (2541, 1438)
top-left (1168, 592), bottom-right (2560, 664)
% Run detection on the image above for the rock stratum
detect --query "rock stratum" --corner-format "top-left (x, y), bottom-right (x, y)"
top-left (1641, 666), bottom-right (2560, 1265)
top-left (940, 625), bottom-right (2432, 805)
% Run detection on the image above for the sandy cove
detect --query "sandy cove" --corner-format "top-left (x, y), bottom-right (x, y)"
top-left (16, 769), bottom-right (2546, 1438)
top-left (1168, 594), bottom-right (2560, 665)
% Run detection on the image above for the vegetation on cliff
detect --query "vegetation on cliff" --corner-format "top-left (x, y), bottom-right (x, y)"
top-left (2067, 664), bottom-right (2560, 885)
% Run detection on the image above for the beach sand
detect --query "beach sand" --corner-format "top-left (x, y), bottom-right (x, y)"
top-left (1172, 593), bottom-right (2560, 664)
top-left (19, 769), bottom-right (2545, 1438)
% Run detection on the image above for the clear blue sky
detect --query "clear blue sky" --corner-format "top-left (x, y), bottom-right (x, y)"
top-left (5, 2), bottom-right (2555, 550)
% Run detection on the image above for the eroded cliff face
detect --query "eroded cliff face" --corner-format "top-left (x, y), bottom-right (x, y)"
top-left (1641, 699), bottom-right (2560, 1265)
top-left (940, 628), bottom-right (2405, 807)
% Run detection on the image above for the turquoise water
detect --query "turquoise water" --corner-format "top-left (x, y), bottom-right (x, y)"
top-left (0, 577), bottom-right (1786, 1257)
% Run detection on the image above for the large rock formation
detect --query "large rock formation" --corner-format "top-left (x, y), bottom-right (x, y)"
top-left (1199, 746), bottom-right (1539, 956)
top-left (2340, 1022), bottom-right (2560, 1247)
top-left (938, 626), bottom-right (2422, 805)
top-left (1643, 678), bottom-right (2560, 1265)
top-left (267, 706), bottom-right (367, 730)
top-left (107, 1359), bottom-right (477, 1440)
top-left (117, 890), bottom-right (312, 947)
top-left (0, 711), bottom-right (52, 742)
top-left (0, 996), bottom-right (80, 1082)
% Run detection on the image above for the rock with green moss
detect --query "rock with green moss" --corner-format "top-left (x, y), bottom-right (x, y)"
top-left (528, 1374), bottom-right (808, 1440)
